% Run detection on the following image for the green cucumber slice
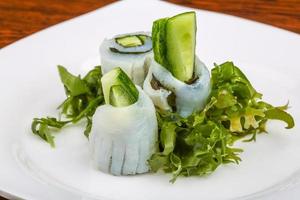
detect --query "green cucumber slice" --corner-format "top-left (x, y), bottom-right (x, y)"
top-left (166, 12), bottom-right (196, 82)
top-left (109, 85), bottom-right (138, 107)
top-left (116, 35), bottom-right (143, 47)
top-left (101, 67), bottom-right (139, 107)
top-left (137, 35), bottom-right (147, 43)
top-left (111, 34), bottom-right (152, 54)
top-left (152, 12), bottom-right (196, 82)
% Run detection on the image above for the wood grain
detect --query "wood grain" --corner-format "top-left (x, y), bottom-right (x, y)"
top-left (0, 0), bottom-right (299, 199)
top-left (166, 0), bottom-right (300, 34)
top-left (0, 0), bottom-right (117, 48)
top-left (1, 0), bottom-right (300, 48)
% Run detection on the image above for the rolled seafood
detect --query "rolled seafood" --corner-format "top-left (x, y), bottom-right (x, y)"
top-left (143, 12), bottom-right (211, 117)
top-left (144, 56), bottom-right (211, 117)
top-left (100, 32), bottom-right (153, 86)
top-left (89, 68), bottom-right (157, 175)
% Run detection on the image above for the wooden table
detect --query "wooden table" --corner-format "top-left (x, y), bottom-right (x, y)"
top-left (0, 0), bottom-right (299, 199)
top-left (1, 0), bottom-right (300, 48)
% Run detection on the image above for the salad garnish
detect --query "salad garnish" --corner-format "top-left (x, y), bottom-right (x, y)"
top-left (31, 11), bottom-right (295, 182)
top-left (149, 61), bottom-right (294, 182)
top-left (32, 66), bottom-right (104, 147)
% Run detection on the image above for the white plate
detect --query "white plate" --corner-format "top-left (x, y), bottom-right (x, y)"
top-left (1, 1), bottom-right (300, 200)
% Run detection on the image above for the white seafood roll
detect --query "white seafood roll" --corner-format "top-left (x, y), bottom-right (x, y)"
top-left (100, 32), bottom-right (153, 86)
top-left (144, 56), bottom-right (211, 117)
top-left (89, 87), bottom-right (158, 175)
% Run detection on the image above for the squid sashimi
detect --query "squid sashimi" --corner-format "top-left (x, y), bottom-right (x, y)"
top-left (143, 12), bottom-right (211, 117)
top-left (89, 67), bottom-right (157, 175)
top-left (100, 32), bottom-right (153, 86)
top-left (144, 56), bottom-right (210, 117)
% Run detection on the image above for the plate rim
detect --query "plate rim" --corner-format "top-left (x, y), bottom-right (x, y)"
top-left (1, 1), bottom-right (300, 200)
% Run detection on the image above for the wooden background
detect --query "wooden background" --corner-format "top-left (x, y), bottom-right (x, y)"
top-left (1, 0), bottom-right (300, 48)
top-left (0, 0), bottom-right (299, 199)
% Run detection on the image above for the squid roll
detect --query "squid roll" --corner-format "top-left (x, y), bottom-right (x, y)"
top-left (100, 32), bottom-right (153, 86)
top-left (89, 67), bottom-right (157, 175)
top-left (143, 12), bottom-right (211, 117)
top-left (144, 57), bottom-right (210, 117)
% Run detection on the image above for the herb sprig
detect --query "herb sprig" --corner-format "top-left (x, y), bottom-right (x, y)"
top-left (31, 66), bottom-right (104, 147)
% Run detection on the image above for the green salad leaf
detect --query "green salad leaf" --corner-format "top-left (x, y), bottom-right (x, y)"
top-left (149, 61), bottom-right (294, 181)
top-left (31, 61), bottom-right (294, 181)
top-left (31, 66), bottom-right (104, 147)
top-left (209, 62), bottom-right (294, 139)
top-left (264, 108), bottom-right (294, 129)
top-left (57, 65), bottom-right (90, 96)
top-left (31, 117), bottom-right (69, 147)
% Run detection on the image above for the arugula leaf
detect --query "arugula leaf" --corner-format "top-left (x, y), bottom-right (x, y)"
top-left (58, 65), bottom-right (90, 96)
top-left (31, 66), bottom-right (104, 147)
top-left (149, 61), bottom-right (294, 181)
top-left (31, 117), bottom-right (69, 147)
top-left (84, 117), bottom-right (93, 138)
top-left (83, 66), bottom-right (103, 97)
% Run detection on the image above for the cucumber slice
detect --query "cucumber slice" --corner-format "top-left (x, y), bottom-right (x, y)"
top-left (101, 67), bottom-right (139, 107)
top-left (116, 35), bottom-right (143, 47)
top-left (152, 12), bottom-right (196, 82)
top-left (137, 35), bottom-right (147, 43)
top-left (109, 85), bottom-right (137, 107)
top-left (110, 33), bottom-right (152, 54)
top-left (166, 12), bottom-right (196, 82)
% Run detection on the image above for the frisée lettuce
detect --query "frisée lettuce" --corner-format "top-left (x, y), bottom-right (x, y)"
top-left (148, 61), bottom-right (294, 182)
top-left (31, 62), bottom-right (294, 182)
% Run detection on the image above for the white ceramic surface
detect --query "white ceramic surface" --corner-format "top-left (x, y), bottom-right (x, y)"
top-left (0, 1), bottom-right (300, 200)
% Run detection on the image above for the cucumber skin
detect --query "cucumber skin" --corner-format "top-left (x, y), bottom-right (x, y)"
top-left (109, 47), bottom-right (152, 55)
top-left (116, 70), bottom-right (139, 103)
top-left (152, 18), bottom-right (169, 70)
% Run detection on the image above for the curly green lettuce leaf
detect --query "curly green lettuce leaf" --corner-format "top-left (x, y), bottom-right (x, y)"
top-left (209, 62), bottom-right (294, 139)
top-left (150, 61), bottom-right (294, 181)
top-left (264, 108), bottom-right (294, 129)
top-left (149, 108), bottom-right (242, 182)
top-left (161, 122), bottom-right (177, 155)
